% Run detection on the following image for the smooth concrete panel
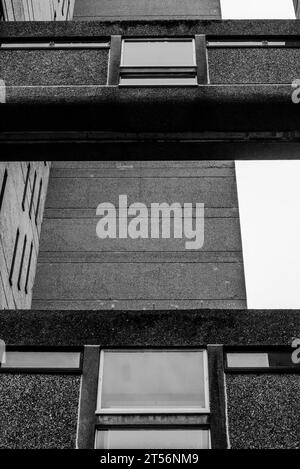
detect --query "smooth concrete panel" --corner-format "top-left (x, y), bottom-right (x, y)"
top-left (34, 159), bottom-right (245, 309)
top-left (51, 161), bottom-right (235, 169)
top-left (31, 298), bottom-right (247, 310)
top-left (33, 262), bottom-right (245, 301)
top-left (39, 217), bottom-right (242, 252)
top-left (46, 177), bottom-right (239, 208)
top-left (74, 0), bottom-right (221, 19)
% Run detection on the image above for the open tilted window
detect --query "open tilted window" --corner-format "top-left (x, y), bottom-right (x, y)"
top-left (95, 349), bottom-right (210, 449)
top-left (119, 39), bottom-right (197, 86)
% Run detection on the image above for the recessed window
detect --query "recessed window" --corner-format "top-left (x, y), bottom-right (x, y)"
top-left (120, 39), bottom-right (197, 86)
top-left (220, 0), bottom-right (296, 19)
top-left (95, 428), bottom-right (210, 450)
top-left (226, 351), bottom-right (300, 369)
top-left (0, 168), bottom-right (7, 212)
top-left (0, 351), bottom-right (81, 370)
top-left (9, 228), bottom-right (20, 286)
top-left (97, 350), bottom-right (209, 413)
top-left (95, 350), bottom-right (210, 449)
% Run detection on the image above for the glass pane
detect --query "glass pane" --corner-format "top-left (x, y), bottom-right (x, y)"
top-left (227, 353), bottom-right (269, 368)
top-left (95, 429), bottom-right (210, 449)
top-left (220, 0), bottom-right (296, 19)
top-left (1, 351), bottom-right (81, 369)
top-left (120, 77), bottom-right (197, 86)
top-left (122, 41), bottom-right (195, 66)
top-left (268, 352), bottom-right (298, 367)
top-left (100, 351), bottom-right (207, 410)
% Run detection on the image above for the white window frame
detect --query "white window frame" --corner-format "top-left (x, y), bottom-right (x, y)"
top-left (96, 349), bottom-right (210, 414)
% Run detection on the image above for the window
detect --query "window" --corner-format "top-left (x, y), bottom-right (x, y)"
top-left (35, 179), bottom-right (42, 225)
top-left (95, 350), bottom-right (210, 449)
top-left (0, 350), bottom-right (82, 371)
top-left (24, 241), bottom-right (33, 294)
top-left (17, 234), bottom-right (27, 291)
top-left (95, 428), bottom-right (210, 450)
top-left (226, 351), bottom-right (300, 370)
top-left (22, 163), bottom-right (30, 211)
top-left (29, 170), bottom-right (36, 218)
top-left (120, 39), bottom-right (197, 86)
top-left (0, 168), bottom-right (7, 212)
top-left (9, 228), bottom-right (20, 286)
top-left (220, 0), bottom-right (296, 19)
top-left (97, 350), bottom-right (209, 413)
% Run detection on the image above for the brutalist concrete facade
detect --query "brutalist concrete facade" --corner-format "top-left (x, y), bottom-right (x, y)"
top-left (0, 162), bottom-right (50, 309)
top-left (0, 17), bottom-right (300, 449)
top-left (33, 160), bottom-right (246, 310)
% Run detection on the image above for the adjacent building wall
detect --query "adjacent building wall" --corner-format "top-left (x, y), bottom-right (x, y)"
top-left (0, 0), bottom-right (75, 21)
top-left (0, 162), bottom-right (50, 309)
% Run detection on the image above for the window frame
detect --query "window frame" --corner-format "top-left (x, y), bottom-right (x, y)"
top-left (0, 42), bottom-right (110, 50)
top-left (225, 346), bottom-right (300, 374)
top-left (96, 348), bottom-right (210, 414)
top-left (94, 425), bottom-right (212, 450)
top-left (119, 38), bottom-right (198, 87)
top-left (0, 346), bottom-right (84, 374)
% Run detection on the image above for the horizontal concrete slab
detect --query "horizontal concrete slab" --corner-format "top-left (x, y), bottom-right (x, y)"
top-left (0, 310), bottom-right (298, 346)
top-left (31, 298), bottom-right (246, 310)
top-left (74, 0), bottom-right (221, 20)
top-left (51, 160), bottom-right (235, 170)
top-left (39, 217), bottom-right (242, 252)
top-left (2, 85), bottom-right (299, 133)
top-left (45, 177), bottom-right (238, 208)
top-left (37, 251), bottom-right (243, 264)
top-left (44, 207), bottom-right (240, 219)
top-left (33, 262), bottom-right (245, 301)
top-left (0, 20), bottom-right (299, 39)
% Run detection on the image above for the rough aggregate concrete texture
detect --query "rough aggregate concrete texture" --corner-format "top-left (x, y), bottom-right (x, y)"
top-left (1, 20), bottom-right (300, 39)
top-left (0, 374), bottom-right (80, 449)
top-left (208, 48), bottom-right (300, 84)
top-left (2, 86), bottom-right (300, 133)
top-left (0, 310), bottom-right (299, 346)
top-left (0, 49), bottom-right (108, 86)
top-left (226, 374), bottom-right (300, 449)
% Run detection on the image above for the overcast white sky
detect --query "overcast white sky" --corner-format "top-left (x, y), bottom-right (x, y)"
top-left (235, 161), bottom-right (300, 309)
top-left (230, 3), bottom-right (298, 309)
top-left (221, 0), bottom-right (296, 19)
